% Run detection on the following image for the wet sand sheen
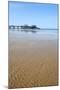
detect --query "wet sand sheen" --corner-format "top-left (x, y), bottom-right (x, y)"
top-left (9, 32), bottom-right (58, 88)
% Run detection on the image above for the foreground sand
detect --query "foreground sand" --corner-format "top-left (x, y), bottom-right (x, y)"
top-left (9, 34), bottom-right (58, 88)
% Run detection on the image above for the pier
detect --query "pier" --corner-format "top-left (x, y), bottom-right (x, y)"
top-left (9, 25), bottom-right (57, 30)
top-left (9, 25), bottom-right (21, 29)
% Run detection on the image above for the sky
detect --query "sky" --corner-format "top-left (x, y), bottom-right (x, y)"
top-left (9, 1), bottom-right (58, 29)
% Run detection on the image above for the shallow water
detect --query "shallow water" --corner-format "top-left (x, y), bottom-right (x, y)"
top-left (9, 29), bottom-right (58, 40)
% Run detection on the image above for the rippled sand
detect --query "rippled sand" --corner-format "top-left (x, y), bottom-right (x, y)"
top-left (8, 32), bottom-right (58, 88)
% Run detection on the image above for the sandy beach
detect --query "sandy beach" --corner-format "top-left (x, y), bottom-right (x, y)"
top-left (8, 31), bottom-right (58, 88)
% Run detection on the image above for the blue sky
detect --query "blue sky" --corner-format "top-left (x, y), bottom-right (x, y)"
top-left (9, 1), bottom-right (58, 29)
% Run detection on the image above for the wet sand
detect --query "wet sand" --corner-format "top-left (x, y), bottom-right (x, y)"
top-left (8, 32), bottom-right (58, 88)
